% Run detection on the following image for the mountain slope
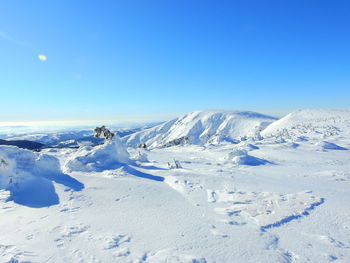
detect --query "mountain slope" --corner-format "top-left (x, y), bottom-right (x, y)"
top-left (123, 110), bottom-right (277, 148)
top-left (261, 109), bottom-right (350, 139)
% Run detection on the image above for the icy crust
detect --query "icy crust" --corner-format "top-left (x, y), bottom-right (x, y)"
top-left (123, 110), bottom-right (276, 148)
top-left (208, 190), bottom-right (323, 230)
top-left (0, 145), bottom-right (83, 207)
top-left (261, 109), bottom-right (350, 140)
top-left (64, 137), bottom-right (130, 172)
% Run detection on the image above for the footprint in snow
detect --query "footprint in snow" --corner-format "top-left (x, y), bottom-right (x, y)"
top-left (0, 244), bottom-right (35, 263)
top-left (54, 225), bottom-right (90, 248)
top-left (98, 234), bottom-right (132, 259)
top-left (102, 234), bottom-right (131, 250)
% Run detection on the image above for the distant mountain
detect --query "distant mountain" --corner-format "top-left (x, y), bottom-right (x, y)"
top-left (4, 130), bottom-right (93, 146)
top-left (122, 110), bottom-right (277, 148)
top-left (0, 139), bottom-right (44, 150)
top-left (261, 109), bottom-right (350, 139)
top-left (2, 123), bottom-right (163, 148)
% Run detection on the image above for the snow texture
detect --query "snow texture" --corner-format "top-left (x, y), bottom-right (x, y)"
top-left (64, 137), bottom-right (130, 172)
top-left (261, 109), bottom-right (350, 140)
top-left (0, 145), bottom-right (83, 207)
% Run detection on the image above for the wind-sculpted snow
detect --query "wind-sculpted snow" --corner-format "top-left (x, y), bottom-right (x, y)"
top-left (123, 110), bottom-right (277, 148)
top-left (209, 190), bottom-right (323, 229)
top-left (64, 137), bottom-right (130, 172)
top-left (0, 145), bottom-right (84, 207)
top-left (64, 139), bottom-right (165, 181)
top-left (262, 109), bottom-right (350, 140)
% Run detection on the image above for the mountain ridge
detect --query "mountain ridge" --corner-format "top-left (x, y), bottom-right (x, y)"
top-left (122, 110), bottom-right (277, 148)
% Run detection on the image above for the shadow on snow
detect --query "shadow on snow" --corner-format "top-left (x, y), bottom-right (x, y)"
top-left (124, 165), bottom-right (165, 182)
top-left (260, 198), bottom-right (325, 231)
top-left (8, 173), bottom-right (84, 208)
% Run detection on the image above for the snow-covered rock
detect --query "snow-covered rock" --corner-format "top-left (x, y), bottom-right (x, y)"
top-left (64, 137), bottom-right (130, 172)
top-left (226, 149), bottom-right (270, 166)
top-left (261, 109), bottom-right (350, 140)
top-left (123, 110), bottom-right (277, 148)
top-left (223, 142), bottom-right (269, 166)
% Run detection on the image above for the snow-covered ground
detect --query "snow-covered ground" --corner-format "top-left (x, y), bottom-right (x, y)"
top-left (1, 109), bottom-right (350, 262)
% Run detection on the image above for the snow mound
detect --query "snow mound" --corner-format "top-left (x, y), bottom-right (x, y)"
top-left (261, 109), bottom-right (350, 140)
top-left (64, 137), bottom-right (130, 172)
top-left (209, 190), bottom-right (324, 229)
top-left (226, 148), bottom-right (270, 166)
top-left (123, 110), bottom-right (276, 148)
top-left (317, 141), bottom-right (348, 151)
top-left (0, 145), bottom-right (83, 207)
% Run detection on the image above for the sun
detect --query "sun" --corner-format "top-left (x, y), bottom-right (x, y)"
top-left (38, 54), bottom-right (47, 61)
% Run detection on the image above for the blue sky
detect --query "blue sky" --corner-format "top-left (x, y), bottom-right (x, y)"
top-left (0, 0), bottom-right (349, 123)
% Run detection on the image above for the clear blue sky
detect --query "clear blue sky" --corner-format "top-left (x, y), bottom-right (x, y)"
top-left (1, 0), bottom-right (349, 123)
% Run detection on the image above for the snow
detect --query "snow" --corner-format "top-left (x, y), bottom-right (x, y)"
top-left (209, 189), bottom-right (324, 229)
top-left (1, 109), bottom-right (350, 262)
top-left (0, 145), bottom-right (83, 208)
top-left (131, 150), bottom-right (149, 163)
top-left (261, 109), bottom-right (350, 140)
top-left (123, 110), bottom-right (277, 148)
top-left (226, 150), bottom-right (271, 166)
top-left (64, 137), bottom-right (130, 173)
top-left (317, 141), bottom-right (348, 151)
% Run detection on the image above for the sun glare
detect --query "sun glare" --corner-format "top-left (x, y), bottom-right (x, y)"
top-left (38, 54), bottom-right (47, 61)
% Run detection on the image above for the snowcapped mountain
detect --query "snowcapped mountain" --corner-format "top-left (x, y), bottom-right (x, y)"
top-left (2, 109), bottom-right (350, 262)
top-left (261, 109), bottom-right (350, 139)
top-left (122, 110), bottom-right (277, 148)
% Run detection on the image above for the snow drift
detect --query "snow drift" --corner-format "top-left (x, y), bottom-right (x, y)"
top-left (123, 110), bottom-right (277, 148)
top-left (64, 137), bottom-right (130, 172)
top-left (261, 109), bottom-right (350, 140)
top-left (226, 148), bottom-right (270, 166)
top-left (0, 145), bottom-right (83, 207)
